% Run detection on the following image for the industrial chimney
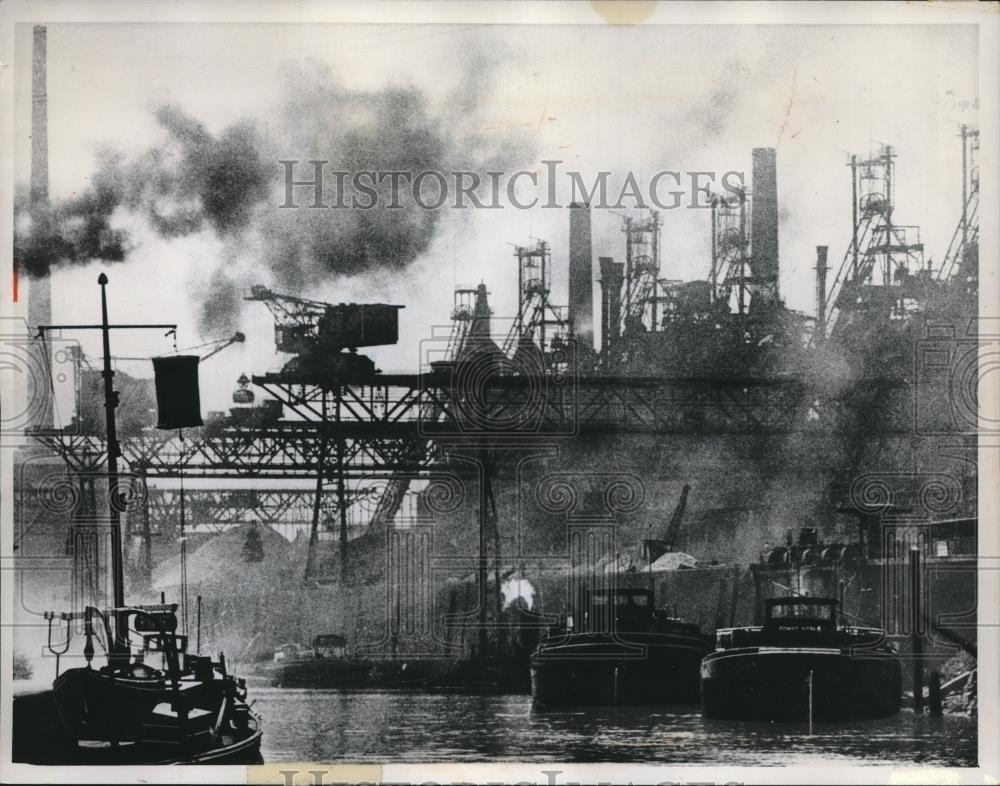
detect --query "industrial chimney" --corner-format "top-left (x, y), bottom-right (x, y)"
top-left (30, 26), bottom-right (49, 208)
top-left (29, 25), bottom-right (53, 428)
top-left (815, 245), bottom-right (829, 339)
top-left (750, 148), bottom-right (779, 300)
top-left (598, 256), bottom-right (623, 356)
top-left (568, 202), bottom-right (594, 350)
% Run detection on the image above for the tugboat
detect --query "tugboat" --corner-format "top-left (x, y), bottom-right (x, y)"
top-left (13, 604), bottom-right (263, 764)
top-left (530, 587), bottom-right (712, 709)
top-left (700, 596), bottom-right (902, 721)
top-left (12, 274), bottom-right (262, 765)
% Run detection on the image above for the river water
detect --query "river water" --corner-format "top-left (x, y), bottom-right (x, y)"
top-left (251, 688), bottom-right (977, 766)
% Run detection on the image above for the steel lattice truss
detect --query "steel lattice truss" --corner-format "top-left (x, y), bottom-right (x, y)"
top-left (126, 487), bottom-right (378, 535)
top-left (31, 371), bottom-right (908, 480)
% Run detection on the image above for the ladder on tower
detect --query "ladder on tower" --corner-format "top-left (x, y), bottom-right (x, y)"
top-left (937, 188), bottom-right (979, 282)
top-left (621, 268), bottom-right (657, 331)
top-left (820, 214), bottom-right (877, 339)
top-left (502, 292), bottom-right (541, 357)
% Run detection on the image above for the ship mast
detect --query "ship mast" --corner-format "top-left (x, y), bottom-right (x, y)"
top-left (39, 274), bottom-right (176, 655)
top-left (98, 274), bottom-right (126, 643)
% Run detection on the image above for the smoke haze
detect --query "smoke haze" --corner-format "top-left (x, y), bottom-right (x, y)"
top-left (14, 56), bottom-right (533, 335)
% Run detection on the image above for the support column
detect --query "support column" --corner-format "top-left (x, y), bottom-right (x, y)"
top-left (911, 546), bottom-right (923, 714)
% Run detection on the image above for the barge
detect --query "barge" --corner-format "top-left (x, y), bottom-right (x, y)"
top-left (701, 596), bottom-right (902, 721)
top-left (531, 587), bottom-right (711, 709)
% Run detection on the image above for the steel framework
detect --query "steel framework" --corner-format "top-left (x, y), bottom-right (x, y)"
top-left (32, 371), bottom-right (909, 481)
top-left (710, 190), bottom-right (751, 313)
top-left (823, 145), bottom-right (927, 337)
top-left (937, 125), bottom-right (979, 284)
top-left (621, 213), bottom-right (662, 333)
top-left (502, 240), bottom-right (570, 362)
top-left (124, 487), bottom-right (377, 535)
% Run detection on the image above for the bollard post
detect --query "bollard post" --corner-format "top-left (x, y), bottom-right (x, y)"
top-left (910, 547), bottom-right (923, 714)
top-left (808, 669), bottom-right (814, 735)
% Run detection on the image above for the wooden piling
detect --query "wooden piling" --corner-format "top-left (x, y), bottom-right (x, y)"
top-left (729, 565), bottom-right (741, 627)
top-left (808, 669), bottom-right (814, 735)
top-left (751, 564), bottom-right (763, 626)
top-left (929, 671), bottom-right (943, 717)
top-left (715, 574), bottom-right (727, 629)
top-left (910, 547), bottom-right (923, 714)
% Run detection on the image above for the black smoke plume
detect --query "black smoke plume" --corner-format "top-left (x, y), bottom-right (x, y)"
top-left (13, 170), bottom-right (129, 274)
top-left (14, 106), bottom-right (270, 278)
top-left (205, 59), bottom-right (532, 333)
top-left (14, 55), bottom-right (533, 335)
top-left (132, 105), bottom-right (271, 238)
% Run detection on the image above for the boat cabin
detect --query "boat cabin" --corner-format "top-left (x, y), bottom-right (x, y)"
top-left (715, 596), bottom-right (892, 651)
top-left (272, 642), bottom-right (310, 662)
top-left (579, 588), bottom-right (656, 633)
top-left (764, 597), bottom-right (838, 634)
top-left (313, 634), bottom-right (346, 659)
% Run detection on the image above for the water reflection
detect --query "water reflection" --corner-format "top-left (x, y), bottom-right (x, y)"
top-left (254, 689), bottom-right (976, 765)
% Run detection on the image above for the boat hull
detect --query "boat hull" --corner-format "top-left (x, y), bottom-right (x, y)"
top-left (271, 657), bottom-right (434, 688)
top-left (700, 647), bottom-right (902, 721)
top-left (53, 667), bottom-right (168, 743)
top-left (531, 632), bottom-right (710, 709)
top-left (270, 658), bottom-right (372, 688)
top-left (270, 655), bottom-right (531, 693)
top-left (12, 687), bottom-right (262, 765)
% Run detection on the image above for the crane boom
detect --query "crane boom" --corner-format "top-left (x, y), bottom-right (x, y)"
top-left (201, 332), bottom-right (246, 361)
top-left (664, 483), bottom-right (691, 550)
top-left (245, 285), bottom-right (328, 328)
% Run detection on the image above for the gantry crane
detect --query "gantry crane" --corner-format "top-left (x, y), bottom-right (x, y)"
top-left (245, 285), bottom-right (329, 355)
top-left (245, 284), bottom-right (403, 379)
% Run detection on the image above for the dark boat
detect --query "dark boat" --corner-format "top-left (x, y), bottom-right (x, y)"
top-left (12, 275), bottom-right (262, 765)
top-left (268, 634), bottom-right (532, 694)
top-left (13, 603), bottom-right (263, 765)
top-left (700, 596), bottom-right (902, 722)
top-left (530, 587), bottom-right (712, 709)
top-left (267, 635), bottom-right (414, 688)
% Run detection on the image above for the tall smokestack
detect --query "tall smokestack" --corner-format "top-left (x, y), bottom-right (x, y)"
top-left (29, 25), bottom-right (53, 428)
top-left (568, 202), bottom-right (594, 349)
top-left (815, 245), bottom-right (829, 339)
top-left (750, 148), bottom-right (779, 299)
top-left (598, 256), bottom-right (623, 356)
top-left (30, 26), bottom-right (49, 206)
top-left (28, 26), bottom-right (52, 333)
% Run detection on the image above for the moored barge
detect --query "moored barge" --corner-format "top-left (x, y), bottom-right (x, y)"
top-left (531, 587), bottom-right (711, 709)
top-left (700, 596), bottom-right (902, 721)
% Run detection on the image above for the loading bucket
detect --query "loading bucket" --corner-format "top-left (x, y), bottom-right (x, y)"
top-left (152, 354), bottom-right (204, 430)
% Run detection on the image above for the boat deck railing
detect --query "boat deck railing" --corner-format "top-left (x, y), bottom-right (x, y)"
top-left (714, 625), bottom-right (891, 650)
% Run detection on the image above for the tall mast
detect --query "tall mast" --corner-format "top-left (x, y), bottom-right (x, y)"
top-left (98, 274), bottom-right (127, 653)
top-left (37, 275), bottom-right (177, 657)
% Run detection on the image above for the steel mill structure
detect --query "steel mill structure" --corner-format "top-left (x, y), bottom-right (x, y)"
top-left (26, 138), bottom-right (978, 549)
top-left (15, 23), bottom-right (979, 668)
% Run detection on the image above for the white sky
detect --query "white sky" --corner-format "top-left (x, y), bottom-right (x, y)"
top-left (13, 22), bottom-right (978, 414)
